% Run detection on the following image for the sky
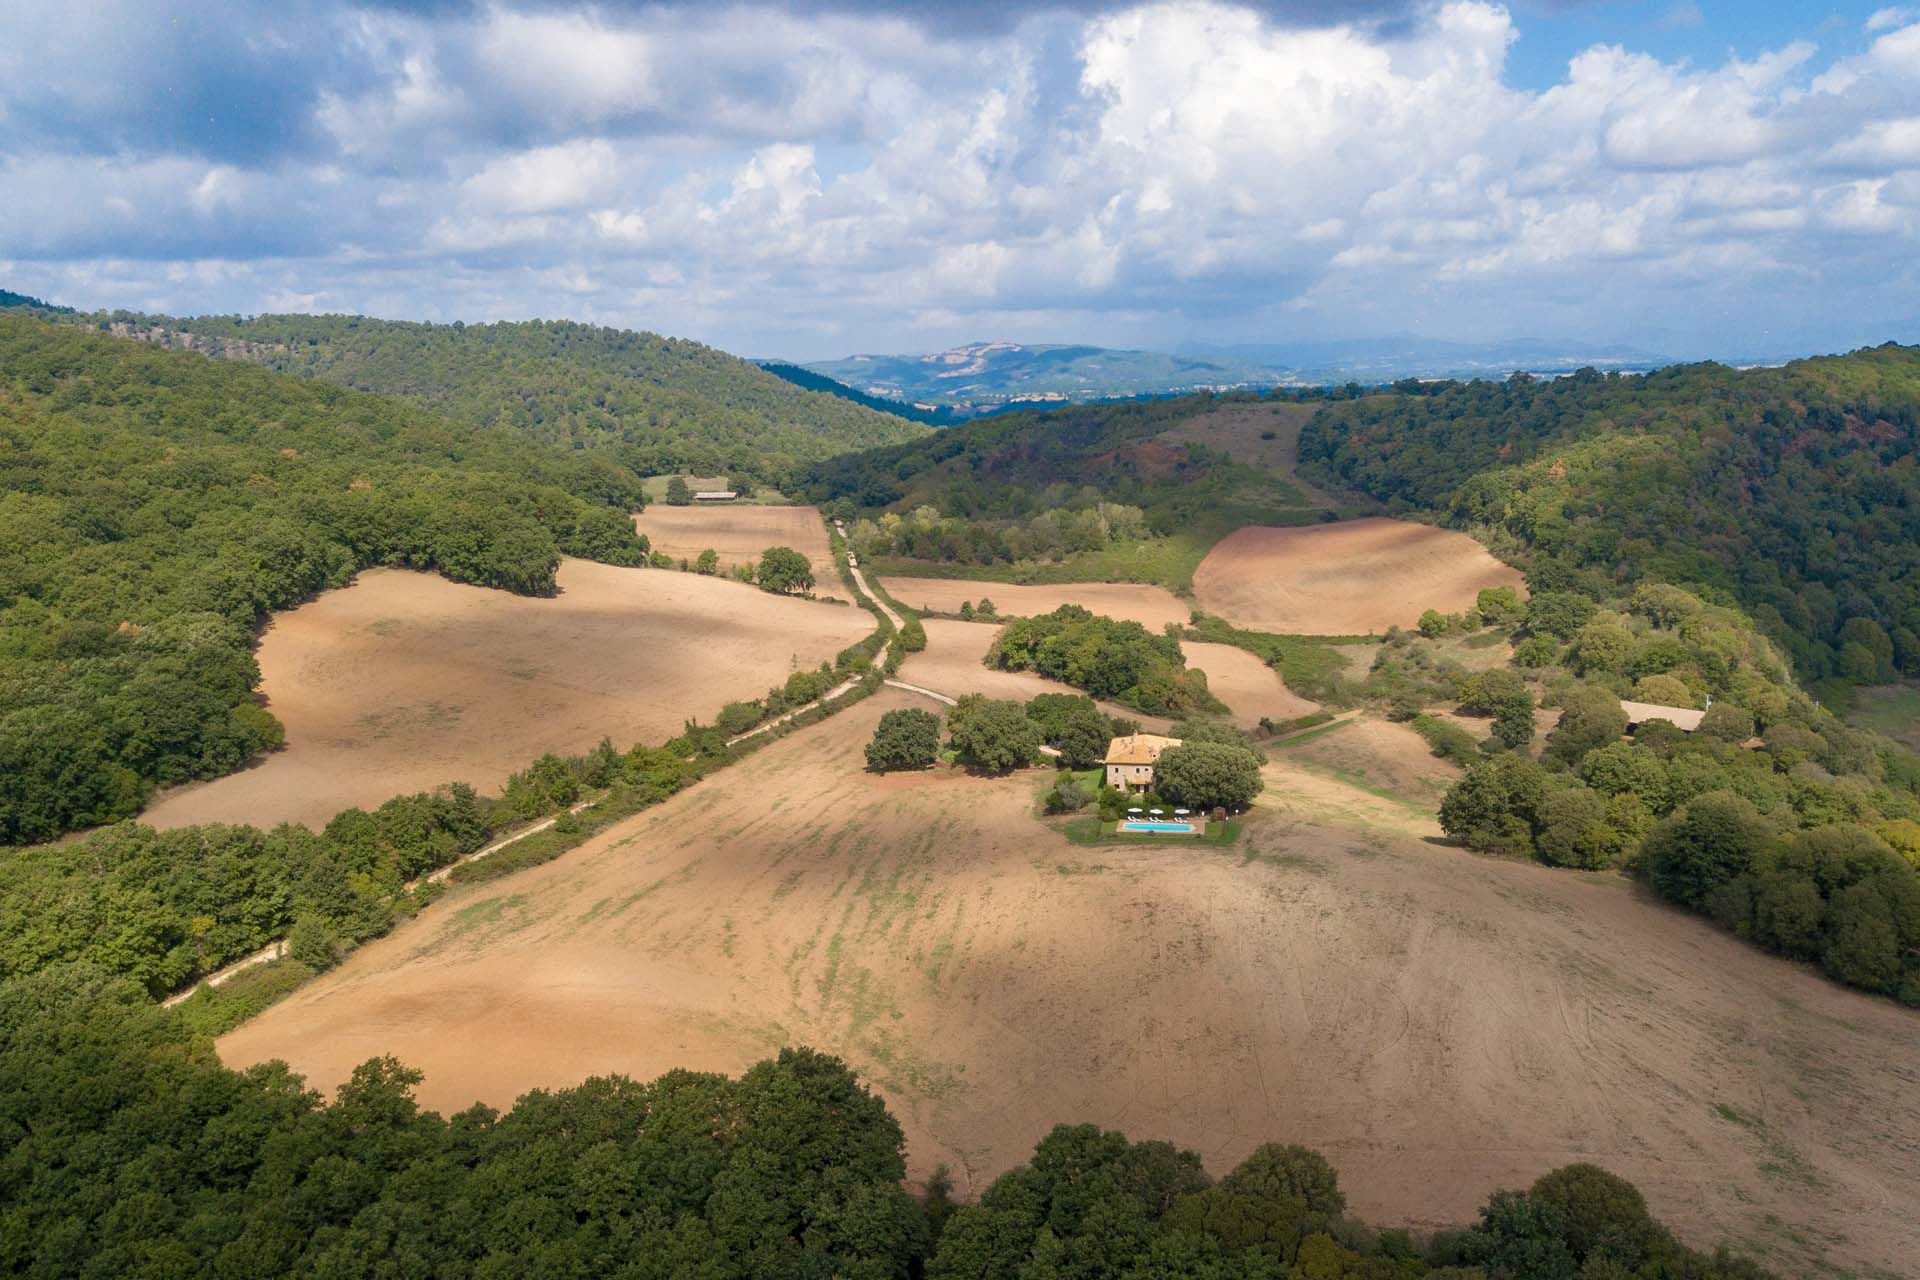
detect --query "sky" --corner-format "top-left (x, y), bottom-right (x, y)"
top-left (1, 0), bottom-right (1917, 362)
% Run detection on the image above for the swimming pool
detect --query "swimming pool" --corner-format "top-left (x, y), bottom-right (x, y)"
top-left (1117, 820), bottom-right (1197, 834)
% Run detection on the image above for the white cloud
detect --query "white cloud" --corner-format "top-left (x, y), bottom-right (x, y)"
top-left (477, 10), bottom-right (657, 125)
top-left (5, 0), bottom-right (1919, 358)
top-left (462, 139), bottom-right (626, 214)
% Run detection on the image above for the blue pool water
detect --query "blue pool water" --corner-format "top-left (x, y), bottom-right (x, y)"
top-left (1118, 820), bottom-right (1196, 833)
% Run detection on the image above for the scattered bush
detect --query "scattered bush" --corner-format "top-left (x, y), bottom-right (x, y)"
top-left (865, 708), bottom-right (943, 772)
top-left (1154, 741), bottom-right (1265, 812)
top-left (1412, 714), bottom-right (1481, 767)
top-left (948, 696), bottom-right (1043, 773)
top-left (757, 545), bottom-right (814, 594)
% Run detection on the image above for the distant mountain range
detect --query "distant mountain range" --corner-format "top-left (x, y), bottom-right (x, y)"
top-left (796, 336), bottom-right (1679, 418)
top-left (1183, 336), bottom-right (1676, 384)
top-left (801, 342), bottom-right (1287, 414)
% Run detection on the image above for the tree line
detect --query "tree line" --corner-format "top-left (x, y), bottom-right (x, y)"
top-left (0, 316), bottom-right (660, 844)
top-left (0, 963), bottom-right (1776, 1278)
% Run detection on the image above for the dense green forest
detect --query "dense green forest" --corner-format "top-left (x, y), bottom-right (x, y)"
top-left (1367, 579), bottom-right (1920, 1002)
top-left (802, 393), bottom-right (1316, 525)
top-left (1, 963), bottom-right (1773, 1278)
top-left (0, 316), bottom-right (652, 844)
top-left (1294, 346), bottom-right (1920, 688)
top-left (45, 308), bottom-right (930, 486)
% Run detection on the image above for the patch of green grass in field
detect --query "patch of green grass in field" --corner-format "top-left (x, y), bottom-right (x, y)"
top-left (1183, 616), bottom-right (1358, 703)
top-left (1268, 717), bottom-right (1356, 748)
top-left (451, 893), bottom-right (524, 931)
top-left (1843, 681), bottom-right (1920, 747)
top-left (869, 504), bottom-right (1322, 594)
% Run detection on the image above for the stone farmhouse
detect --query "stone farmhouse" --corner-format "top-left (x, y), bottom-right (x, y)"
top-left (1103, 733), bottom-right (1182, 792)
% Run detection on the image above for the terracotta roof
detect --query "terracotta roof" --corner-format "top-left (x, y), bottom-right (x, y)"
top-left (1620, 700), bottom-right (1706, 732)
top-left (1103, 733), bottom-right (1183, 766)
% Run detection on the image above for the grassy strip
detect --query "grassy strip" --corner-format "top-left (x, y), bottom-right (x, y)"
top-left (169, 957), bottom-right (319, 1038)
top-left (1266, 716), bottom-right (1357, 748)
top-left (1061, 816), bottom-right (1242, 847)
top-left (1183, 616), bottom-right (1356, 705)
top-left (1258, 710), bottom-right (1334, 739)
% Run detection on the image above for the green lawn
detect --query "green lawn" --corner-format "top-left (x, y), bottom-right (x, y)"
top-left (1060, 816), bottom-right (1242, 847)
top-left (1844, 682), bottom-right (1920, 748)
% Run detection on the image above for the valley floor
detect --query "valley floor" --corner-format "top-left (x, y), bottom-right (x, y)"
top-left (221, 689), bottom-right (1920, 1279)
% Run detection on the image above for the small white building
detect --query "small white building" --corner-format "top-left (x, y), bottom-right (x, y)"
top-left (693, 490), bottom-right (738, 502)
top-left (1103, 733), bottom-right (1182, 792)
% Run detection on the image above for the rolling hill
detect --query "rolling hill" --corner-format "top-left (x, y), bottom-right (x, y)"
top-left (45, 308), bottom-right (931, 484)
top-left (1294, 345), bottom-right (1920, 690)
top-left (0, 314), bottom-right (653, 844)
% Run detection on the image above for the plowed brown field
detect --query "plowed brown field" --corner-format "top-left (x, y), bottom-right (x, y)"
top-left (220, 694), bottom-right (1920, 1278)
top-left (879, 578), bottom-right (1191, 629)
top-left (140, 559), bottom-right (871, 832)
top-left (634, 504), bottom-right (842, 598)
top-left (1193, 518), bottom-right (1525, 635)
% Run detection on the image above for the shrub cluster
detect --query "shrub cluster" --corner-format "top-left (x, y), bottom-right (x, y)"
top-left (989, 605), bottom-right (1223, 717)
top-left (1434, 582), bottom-right (1920, 1002)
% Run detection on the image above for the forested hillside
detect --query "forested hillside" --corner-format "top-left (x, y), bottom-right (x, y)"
top-left (1295, 345), bottom-right (1920, 689)
top-left (757, 360), bottom-right (961, 425)
top-left (2, 963), bottom-right (1774, 1278)
top-left (55, 309), bottom-right (930, 484)
top-left (0, 316), bottom-right (651, 844)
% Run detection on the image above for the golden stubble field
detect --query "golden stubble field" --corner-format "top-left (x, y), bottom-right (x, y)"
top-left (634, 503), bottom-right (844, 599)
top-left (879, 578), bottom-right (1193, 629)
top-left (1193, 517), bottom-right (1527, 635)
top-left (140, 558), bottom-right (872, 832)
top-left (222, 688), bottom-right (1920, 1278)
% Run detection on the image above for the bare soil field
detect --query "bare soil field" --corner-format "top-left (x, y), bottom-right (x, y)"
top-left (140, 559), bottom-right (872, 832)
top-left (1183, 640), bottom-right (1319, 726)
top-left (879, 577), bottom-right (1191, 629)
top-left (1271, 715), bottom-right (1463, 814)
top-left (634, 503), bottom-right (842, 599)
top-left (1193, 518), bottom-right (1527, 635)
top-left (222, 693), bottom-right (1920, 1278)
